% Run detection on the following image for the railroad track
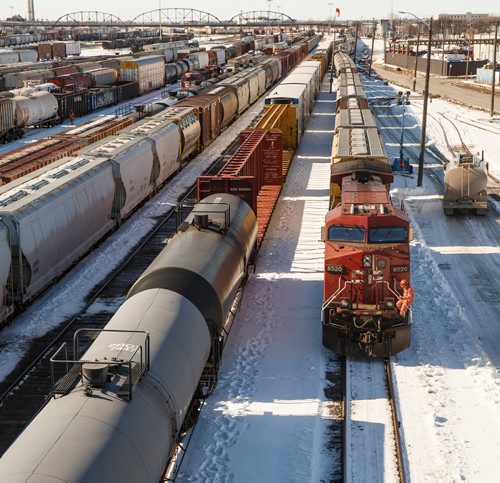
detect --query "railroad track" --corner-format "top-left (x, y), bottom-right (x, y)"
top-left (343, 357), bottom-right (407, 483)
top-left (384, 358), bottom-right (407, 483)
top-left (0, 139), bottom-right (239, 457)
top-left (438, 112), bottom-right (470, 156)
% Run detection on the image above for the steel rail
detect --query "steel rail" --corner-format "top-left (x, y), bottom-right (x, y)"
top-left (385, 359), bottom-right (408, 483)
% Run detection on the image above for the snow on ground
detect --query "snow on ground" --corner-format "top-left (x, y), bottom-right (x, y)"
top-left (365, 69), bottom-right (500, 481)
top-left (1, 37), bottom-right (498, 481)
top-left (177, 76), bottom-right (336, 483)
top-left (0, 97), bottom-right (265, 383)
top-left (178, 47), bottom-right (500, 482)
top-left (366, 37), bottom-right (500, 180)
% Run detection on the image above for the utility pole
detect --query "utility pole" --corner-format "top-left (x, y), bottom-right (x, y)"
top-left (368, 20), bottom-right (376, 77)
top-left (353, 23), bottom-right (359, 62)
top-left (383, 26), bottom-right (387, 64)
top-left (413, 25), bottom-right (420, 91)
top-left (441, 28), bottom-right (446, 76)
top-left (417, 17), bottom-right (433, 187)
top-left (465, 27), bottom-right (471, 79)
top-left (491, 22), bottom-right (498, 117)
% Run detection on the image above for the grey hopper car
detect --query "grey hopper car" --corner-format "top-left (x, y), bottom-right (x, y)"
top-left (0, 194), bottom-right (257, 482)
top-left (443, 154), bottom-right (488, 215)
top-left (0, 156), bottom-right (115, 306)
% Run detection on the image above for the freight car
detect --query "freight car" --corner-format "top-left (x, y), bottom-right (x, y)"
top-left (264, 62), bottom-right (321, 141)
top-left (0, 194), bottom-right (257, 482)
top-left (0, 91), bottom-right (60, 143)
top-left (443, 153), bottom-right (488, 215)
top-left (329, 52), bottom-right (392, 209)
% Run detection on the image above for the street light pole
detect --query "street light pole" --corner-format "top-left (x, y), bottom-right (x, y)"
top-left (417, 16), bottom-right (433, 187)
top-left (491, 22), bottom-right (498, 117)
top-left (413, 25), bottom-right (420, 91)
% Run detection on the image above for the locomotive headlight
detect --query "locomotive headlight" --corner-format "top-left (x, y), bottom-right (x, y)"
top-left (340, 299), bottom-right (350, 308)
top-left (362, 254), bottom-right (372, 268)
top-left (386, 300), bottom-right (395, 309)
top-left (376, 259), bottom-right (386, 269)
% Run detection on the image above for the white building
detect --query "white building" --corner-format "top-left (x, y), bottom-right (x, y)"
top-left (437, 12), bottom-right (491, 22)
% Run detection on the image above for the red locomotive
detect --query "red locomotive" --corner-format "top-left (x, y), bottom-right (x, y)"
top-left (322, 172), bottom-right (413, 357)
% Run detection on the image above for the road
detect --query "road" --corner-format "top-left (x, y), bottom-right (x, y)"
top-left (372, 64), bottom-right (500, 115)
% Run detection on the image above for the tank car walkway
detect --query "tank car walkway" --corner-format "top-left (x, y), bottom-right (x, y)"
top-left (178, 76), bottom-right (338, 480)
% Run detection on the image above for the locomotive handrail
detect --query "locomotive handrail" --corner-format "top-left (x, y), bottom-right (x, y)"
top-left (322, 279), bottom-right (350, 310)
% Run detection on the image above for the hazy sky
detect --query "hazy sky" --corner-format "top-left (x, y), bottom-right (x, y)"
top-left (1, 1), bottom-right (498, 21)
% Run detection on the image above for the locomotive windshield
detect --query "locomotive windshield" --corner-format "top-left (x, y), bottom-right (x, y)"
top-left (368, 226), bottom-right (407, 243)
top-left (328, 226), bottom-right (365, 242)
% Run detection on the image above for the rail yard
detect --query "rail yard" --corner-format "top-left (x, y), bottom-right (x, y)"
top-left (0, 5), bottom-right (499, 482)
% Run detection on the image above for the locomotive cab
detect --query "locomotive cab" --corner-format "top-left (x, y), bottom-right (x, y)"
top-left (321, 175), bottom-right (412, 357)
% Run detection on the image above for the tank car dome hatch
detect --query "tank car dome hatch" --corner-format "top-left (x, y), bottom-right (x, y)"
top-left (193, 213), bottom-right (209, 229)
top-left (82, 363), bottom-right (109, 388)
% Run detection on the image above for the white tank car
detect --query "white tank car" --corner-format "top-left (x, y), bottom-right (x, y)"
top-left (12, 91), bottom-right (59, 128)
top-left (443, 153), bottom-right (488, 215)
top-left (0, 194), bottom-right (257, 482)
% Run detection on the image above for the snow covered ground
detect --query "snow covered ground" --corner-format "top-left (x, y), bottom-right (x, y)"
top-left (366, 66), bottom-right (500, 481)
top-left (177, 74), bottom-right (337, 483)
top-left (178, 48), bottom-right (500, 481)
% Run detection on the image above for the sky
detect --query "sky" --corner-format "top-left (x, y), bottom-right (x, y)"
top-left (0, 0), bottom-right (498, 22)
